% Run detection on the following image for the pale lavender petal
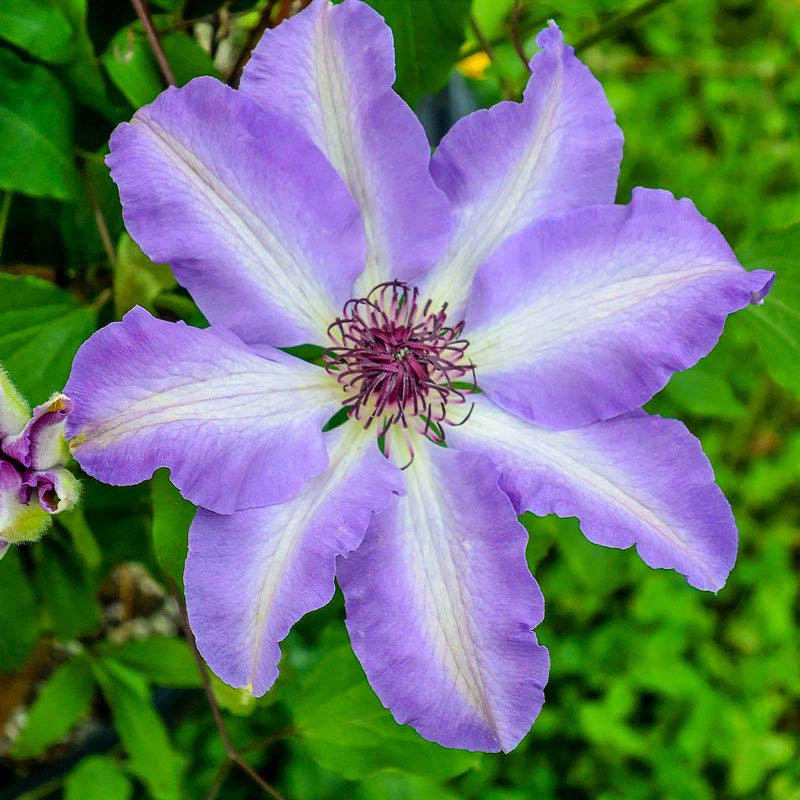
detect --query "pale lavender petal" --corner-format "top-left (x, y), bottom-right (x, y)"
top-left (0, 367), bottom-right (29, 439)
top-left (423, 22), bottom-right (623, 316)
top-left (65, 307), bottom-right (342, 515)
top-left (0, 539), bottom-right (8, 560)
top-left (2, 394), bottom-right (72, 470)
top-left (447, 396), bottom-right (737, 592)
top-left (21, 467), bottom-right (80, 514)
top-left (338, 436), bottom-right (549, 753)
top-left (107, 76), bottom-right (365, 347)
top-left (241, 0), bottom-right (451, 292)
top-left (186, 424), bottom-right (401, 695)
top-left (467, 189), bottom-right (775, 430)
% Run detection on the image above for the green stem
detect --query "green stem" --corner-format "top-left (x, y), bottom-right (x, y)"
top-left (0, 191), bottom-right (13, 261)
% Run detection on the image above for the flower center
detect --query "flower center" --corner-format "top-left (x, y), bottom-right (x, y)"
top-left (324, 282), bottom-right (476, 441)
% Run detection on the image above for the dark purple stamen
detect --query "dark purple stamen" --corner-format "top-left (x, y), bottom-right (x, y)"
top-left (324, 282), bottom-right (476, 441)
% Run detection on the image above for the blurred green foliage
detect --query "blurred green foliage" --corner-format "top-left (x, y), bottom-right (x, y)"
top-left (0, 1), bottom-right (798, 799)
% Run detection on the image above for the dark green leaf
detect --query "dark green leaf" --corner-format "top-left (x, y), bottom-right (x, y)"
top-left (93, 658), bottom-right (184, 800)
top-left (291, 641), bottom-right (479, 781)
top-left (0, 0), bottom-right (75, 63)
top-left (57, 506), bottom-right (102, 569)
top-left (33, 537), bottom-right (100, 638)
top-left (0, 274), bottom-right (95, 402)
top-left (151, 469), bottom-right (194, 588)
top-left (366, 0), bottom-right (472, 105)
top-left (735, 224), bottom-right (800, 397)
top-left (0, 550), bottom-right (38, 670)
top-left (0, 49), bottom-right (78, 200)
top-left (65, 755), bottom-right (133, 800)
top-left (13, 657), bottom-right (94, 758)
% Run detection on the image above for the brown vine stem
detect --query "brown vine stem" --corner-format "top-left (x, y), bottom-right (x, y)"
top-left (130, 0), bottom-right (176, 86)
top-left (510, 0), bottom-right (531, 72)
top-left (167, 578), bottom-right (287, 800)
top-left (469, 16), bottom-right (516, 97)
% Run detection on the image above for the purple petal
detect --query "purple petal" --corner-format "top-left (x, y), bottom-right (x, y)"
top-left (185, 424), bottom-right (401, 695)
top-left (240, 0), bottom-right (451, 292)
top-left (447, 396), bottom-right (737, 592)
top-left (338, 438), bottom-right (549, 753)
top-left (0, 539), bottom-right (8, 560)
top-left (107, 76), bottom-right (366, 347)
top-left (65, 307), bottom-right (342, 514)
top-left (466, 188), bottom-right (775, 430)
top-left (0, 367), bottom-right (29, 439)
top-left (2, 394), bottom-right (72, 470)
top-left (423, 22), bottom-right (623, 317)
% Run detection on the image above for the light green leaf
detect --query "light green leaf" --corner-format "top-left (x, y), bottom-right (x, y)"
top-left (0, 550), bottom-right (38, 670)
top-left (0, 273), bottom-right (96, 402)
top-left (13, 657), bottom-right (94, 758)
top-left (151, 469), bottom-right (195, 589)
top-left (93, 658), bottom-right (184, 800)
top-left (100, 636), bottom-right (202, 689)
top-left (0, 0), bottom-right (75, 63)
top-left (58, 506), bottom-right (102, 569)
top-left (0, 48), bottom-right (78, 200)
top-left (102, 26), bottom-right (219, 109)
top-left (735, 223), bottom-right (800, 397)
top-left (291, 641), bottom-right (480, 781)
top-left (114, 233), bottom-right (176, 317)
top-left (366, 0), bottom-right (472, 105)
top-left (354, 770), bottom-right (462, 800)
top-left (65, 755), bottom-right (134, 800)
top-left (662, 365), bottom-right (746, 420)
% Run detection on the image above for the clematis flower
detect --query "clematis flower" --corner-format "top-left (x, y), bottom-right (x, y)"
top-left (0, 367), bottom-right (79, 559)
top-left (65, 0), bottom-right (773, 752)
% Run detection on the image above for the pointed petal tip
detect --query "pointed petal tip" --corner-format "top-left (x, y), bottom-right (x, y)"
top-left (536, 20), bottom-right (564, 48)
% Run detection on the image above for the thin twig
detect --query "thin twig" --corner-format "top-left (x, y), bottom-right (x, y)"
top-left (469, 16), bottom-right (516, 96)
top-left (574, 0), bottom-right (675, 53)
top-left (228, 0), bottom-right (278, 88)
top-left (131, 0), bottom-right (176, 85)
top-left (167, 578), bottom-right (287, 800)
top-left (510, 0), bottom-right (530, 72)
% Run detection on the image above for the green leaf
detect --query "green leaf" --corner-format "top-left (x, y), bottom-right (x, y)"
top-left (365, 0), bottom-right (472, 105)
top-left (0, 550), bottom-right (38, 670)
top-left (151, 469), bottom-right (195, 588)
top-left (354, 770), bottom-right (462, 800)
top-left (0, 0), bottom-right (75, 63)
top-left (291, 641), bottom-right (480, 781)
top-left (33, 537), bottom-right (100, 638)
top-left (735, 224), bottom-right (800, 397)
top-left (13, 657), bottom-right (94, 758)
top-left (65, 755), bottom-right (134, 800)
top-left (93, 658), bottom-right (184, 800)
top-left (662, 365), bottom-right (746, 420)
top-left (0, 49), bottom-right (78, 200)
top-left (57, 506), bottom-right (102, 569)
top-left (102, 25), bottom-right (219, 109)
top-left (0, 273), bottom-right (96, 402)
top-left (100, 636), bottom-right (202, 689)
top-left (114, 233), bottom-right (176, 317)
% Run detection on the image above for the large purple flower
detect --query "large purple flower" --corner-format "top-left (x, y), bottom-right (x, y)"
top-left (65, 0), bottom-right (773, 753)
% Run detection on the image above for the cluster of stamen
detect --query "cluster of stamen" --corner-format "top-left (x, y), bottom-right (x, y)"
top-left (324, 282), bottom-right (476, 446)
